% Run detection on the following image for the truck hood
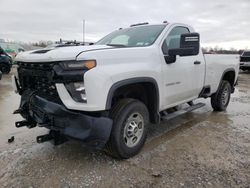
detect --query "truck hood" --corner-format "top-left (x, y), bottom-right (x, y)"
top-left (15, 45), bottom-right (113, 62)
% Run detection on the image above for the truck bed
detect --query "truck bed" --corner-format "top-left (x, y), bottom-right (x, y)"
top-left (204, 54), bottom-right (240, 94)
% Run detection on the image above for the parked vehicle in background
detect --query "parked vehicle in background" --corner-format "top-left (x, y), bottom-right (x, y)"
top-left (240, 50), bottom-right (250, 71)
top-left (0, 41), bottom-right (25, 59)
top-left (13, 22), bottom-right (239, 159)
top-left (46, 39), bottom-right (93, 48)
top-left (0, 47), bottom-right (12, 74)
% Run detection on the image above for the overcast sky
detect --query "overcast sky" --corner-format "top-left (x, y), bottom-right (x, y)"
top-left (0, 0), bottom-right (249, 49)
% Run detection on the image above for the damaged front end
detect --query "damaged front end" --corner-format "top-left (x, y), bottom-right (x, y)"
top-left (13, 61), bottom-right (112, 149)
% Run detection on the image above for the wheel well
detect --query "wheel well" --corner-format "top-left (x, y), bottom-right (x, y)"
top-left (222, 70), bottom-right (235, 88)
top-left (110, 82), bottom-right (159, 124)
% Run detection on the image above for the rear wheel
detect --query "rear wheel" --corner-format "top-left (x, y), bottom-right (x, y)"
top-left (211, 80), bottom-right (231, 111)
top-left (105, 98), bottom-right (149, 159)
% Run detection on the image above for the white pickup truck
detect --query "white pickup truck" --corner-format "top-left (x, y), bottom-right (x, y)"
top-left (13, 22), bottom-right (239, 159)
top-left (240, 50), bottom-right (250, 71)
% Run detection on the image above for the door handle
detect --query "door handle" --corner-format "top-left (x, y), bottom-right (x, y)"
top-left (194, 61), bottom-right (201, 65)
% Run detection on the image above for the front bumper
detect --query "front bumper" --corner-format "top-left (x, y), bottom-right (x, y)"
top-left (16, 92), bottom-right (112, 149)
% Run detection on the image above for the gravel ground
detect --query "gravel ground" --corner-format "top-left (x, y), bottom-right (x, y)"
top-left (0, 70), bottom-right (250, 188)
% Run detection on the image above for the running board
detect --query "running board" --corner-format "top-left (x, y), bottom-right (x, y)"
top-left (161, 102), bottom-right (205, 121)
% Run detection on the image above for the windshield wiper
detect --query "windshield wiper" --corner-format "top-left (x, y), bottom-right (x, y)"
top-left (106, 44), bottom-right (127, 47)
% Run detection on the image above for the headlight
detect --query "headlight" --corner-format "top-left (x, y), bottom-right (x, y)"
top-left (65, 82), bottom-right (87, 103)
top-left (61, 60), bottom-right (96, 103)
top-left (60, 60), bottom-right (96, 70)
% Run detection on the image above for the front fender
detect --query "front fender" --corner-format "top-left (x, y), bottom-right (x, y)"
top-left (105, 77), bottom-right (160, 110)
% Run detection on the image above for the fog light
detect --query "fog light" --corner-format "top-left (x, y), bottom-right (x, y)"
top-left (65, 82), bottom-right (87, 103)
top-left (74, 82), bottom-right (85, 92)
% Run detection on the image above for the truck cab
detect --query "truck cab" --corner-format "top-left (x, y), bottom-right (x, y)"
top-left (13, 22), bottom-right (239, 159)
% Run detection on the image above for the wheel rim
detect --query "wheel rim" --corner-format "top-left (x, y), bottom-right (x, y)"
top-left (123, 112), bottom-right (144, 148)
top-left (1, 66), bottom-right (7, 73)
top-left (221, 86), bottom-right (230, 106)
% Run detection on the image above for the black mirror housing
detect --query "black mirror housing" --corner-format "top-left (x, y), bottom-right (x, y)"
top-left (168, 33), bottom-right (200, 57)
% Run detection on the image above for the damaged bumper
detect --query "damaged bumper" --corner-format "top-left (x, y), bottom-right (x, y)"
top-left (15, 92), bottom-right (112, 149)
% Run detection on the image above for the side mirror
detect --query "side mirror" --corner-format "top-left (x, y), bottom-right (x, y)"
top-left (169, 33), bottom-right (200, 57)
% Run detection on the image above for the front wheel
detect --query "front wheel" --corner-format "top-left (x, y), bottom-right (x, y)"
top-left (211, 80), bottom-right (231, 111)
top-left (105, 98), bottom-right (149, 159)
top-left (0, 64), bottom-right (10, 74)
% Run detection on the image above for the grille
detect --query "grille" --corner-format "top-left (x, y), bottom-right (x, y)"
top-left (17, 61), bottom-right (55, 70)
top-left (17, 62), bottom-right (62, 103)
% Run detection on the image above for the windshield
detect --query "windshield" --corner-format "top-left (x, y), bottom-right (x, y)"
top-left (95, 25), bottom-right (165, 47)
top-left (243, 51), bottom-right (250, 56)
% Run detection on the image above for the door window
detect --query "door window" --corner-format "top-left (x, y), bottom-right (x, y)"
top-left (162, 27), bottom-right (190, 55)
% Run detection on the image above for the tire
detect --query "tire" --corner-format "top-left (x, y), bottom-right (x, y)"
top-left (211, 80), bottom-right (231, 111)
top-left (0, 64), bottom-right (10, 74)
top-left (105, 98), bottom-right (149, 159)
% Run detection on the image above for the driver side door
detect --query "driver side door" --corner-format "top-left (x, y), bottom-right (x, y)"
top-left (160, 26), bottom-right (204, 109)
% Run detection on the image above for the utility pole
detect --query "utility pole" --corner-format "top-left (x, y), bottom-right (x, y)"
top-left (83, 19), bottom-right (85, 44)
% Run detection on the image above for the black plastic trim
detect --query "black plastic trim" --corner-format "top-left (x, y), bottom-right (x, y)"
top-left (199, 85), bottom-right (211, 98)
top-left (106, 77), bottom-right (159, 106)
top-left (215, 68), bottom-right (236, 94)
top-left (19, 94), bottom-right (113, 149)
top-left (105, 77), bottom-right (160, 124)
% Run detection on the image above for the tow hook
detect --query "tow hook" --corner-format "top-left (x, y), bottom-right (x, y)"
top-left (15, 120), bottom-right (36, 129)
top-left (13, 108), bottom-right (23, 114)
top-left (37, 130), bottom-right (68, 146)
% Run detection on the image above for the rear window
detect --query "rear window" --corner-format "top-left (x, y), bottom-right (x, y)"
top-left (243, 51), bottom-right (250, 56)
